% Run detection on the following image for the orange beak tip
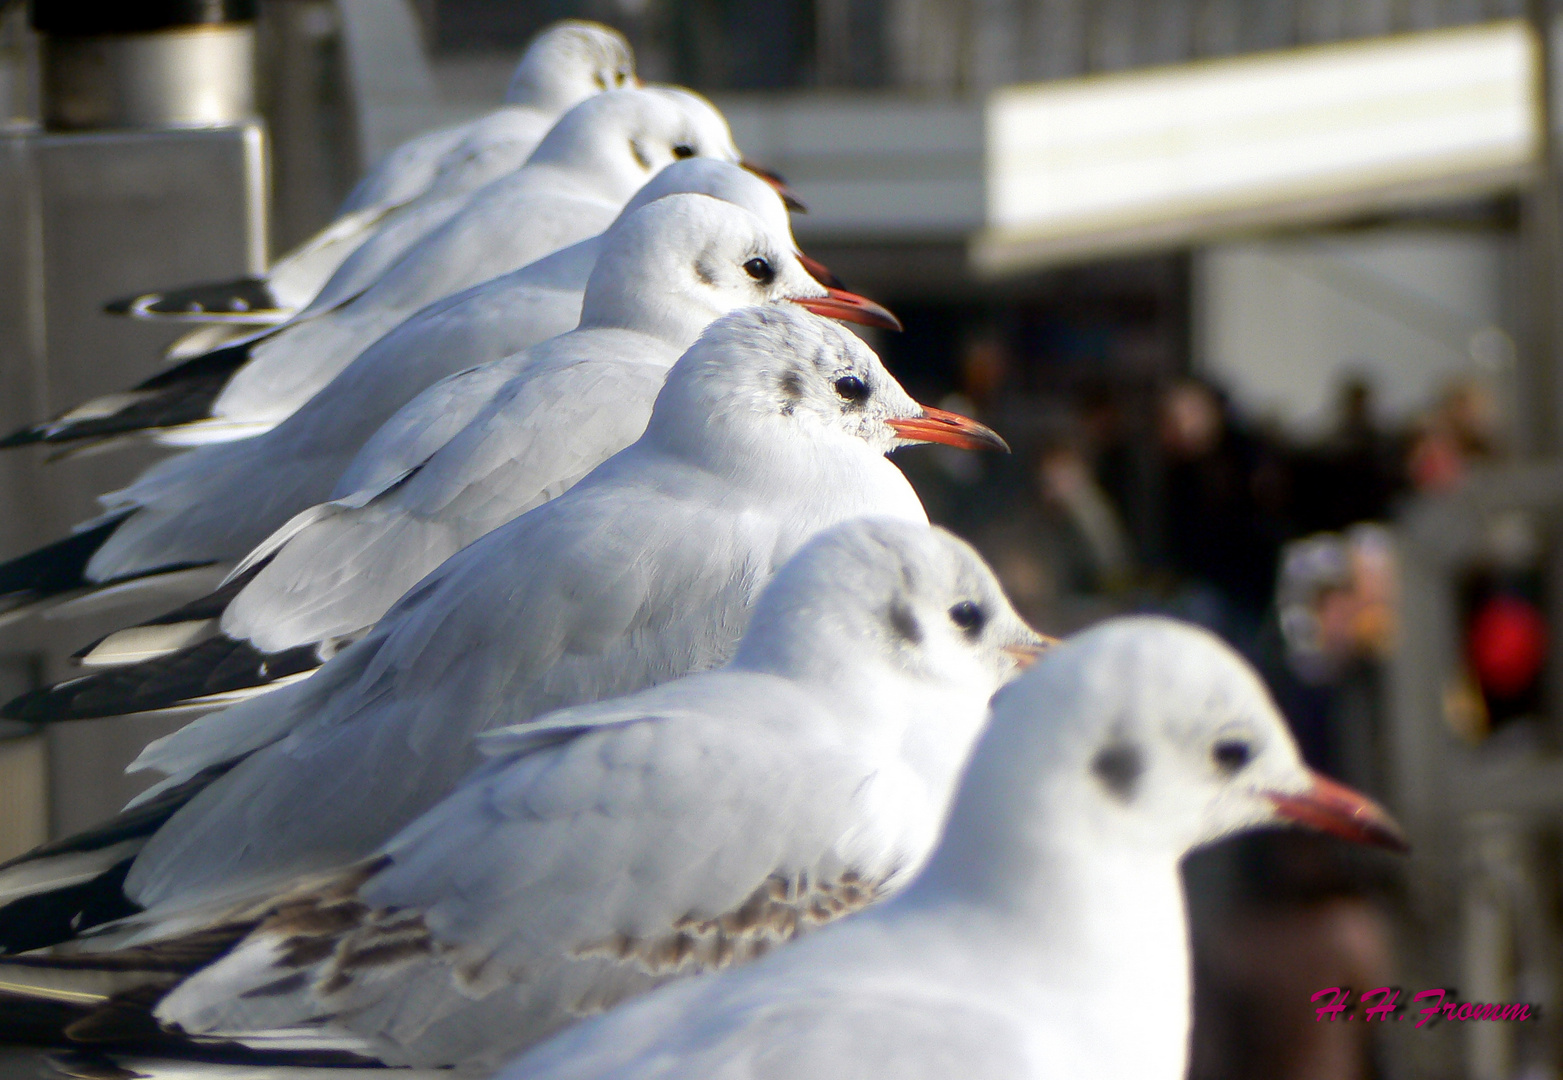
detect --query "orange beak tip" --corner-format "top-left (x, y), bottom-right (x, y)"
top-left (887, 406), bottom-right (1009, 453)
top-left (1268, 772), bottom-right (1410, 854)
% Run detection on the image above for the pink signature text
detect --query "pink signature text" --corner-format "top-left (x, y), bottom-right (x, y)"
top-left (1312, 987), bottom-right (1536, 1028)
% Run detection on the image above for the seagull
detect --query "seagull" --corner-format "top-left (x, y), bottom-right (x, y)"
top-left (1, 85), bottom-right (742, 453)
top-left (50, 194), bottom-right (894, 699)
top-left (0, 306), bottom-right (1006, 951)
top-left (484, 616), bottom-right (1407, 1080)
top-left (0, 161), bottom-right (816, 634)
top-left (105, 21), bottom-right (638, 325)
top-left (0, 519), bottom-right (1051, 1073)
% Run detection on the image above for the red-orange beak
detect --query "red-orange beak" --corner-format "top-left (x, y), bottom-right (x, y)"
top-left (791, 288), bottom-right (903, 332)
top-left (1002, 637), bottom-right (1058, 668)
top-left (1267, 771), bottom-right (1409, 853)
top-left (887, 405), bottom-right (1009, 453)
top-left (742, 160), bottom-right (807, 212)
top-left (796, 251), bottom-right (844, 290)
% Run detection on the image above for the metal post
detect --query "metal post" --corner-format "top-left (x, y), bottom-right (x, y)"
top-left (1523, 0), bottom-right (1561, 458)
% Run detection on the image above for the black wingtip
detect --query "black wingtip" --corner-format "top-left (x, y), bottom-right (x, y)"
top-left (0, 424), bottom-right (49, 449)
top-left (0, 513), bottom-right (134, 612)
top-left (103, 277), bottom-right (281, 320)
top-left (0, 860), bottom-right (140, 956)
top-left (0, 763), bottom-right (236, 953)
top-left (70, 560), bottom-right (267, 662)
top-left (3, 634), bottom-right (322, 723)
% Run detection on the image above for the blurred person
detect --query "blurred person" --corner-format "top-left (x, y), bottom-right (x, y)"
top-left (1407, 378), bottom-right (1503, 493)
top-left (1290, 376), bottom-right (1404, 534)
top-left (896, 329), bottom-right (1014, 526)
top-left (1037, 441), bottom-right (1134, 591)
top-left (1277, 526), bottom-right (1397, 687)
top-left (961, 400), bottom-right (1136, 635)
top-left (1159, 378), bottom-right (1289, 647)
top-left (1272, 525), bottom-right (1396, 791)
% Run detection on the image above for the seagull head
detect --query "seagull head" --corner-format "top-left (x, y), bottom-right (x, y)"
top-left (735, 519), bottom-right (1053, 703)
top-left (647, 306), bottom-right (1003, 468)
top-left (527, 87), bottom-right (740, 203)
top-left (615, 159), bottom-right (836, 289)
top-left (614, 159), bottom-right (795, 253)
top-left (934, 617), bottom-right (1406, 884)
top-left (581, 194), bottom-right (896, 343)
top-left (504, 20), bottom-right (637, 111)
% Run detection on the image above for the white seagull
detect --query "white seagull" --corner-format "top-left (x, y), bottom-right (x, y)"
top-left (1, 85), bottom-right (740, 452)
top-left (0, 519), bottom-right (1049, 1073)
top-left (492, 617), bottom-right (1408, 1080)
top-left (0, 161), bottom-right (814, 637)
top-left (0, 306), bottom-right (1005, 949)
top-left (49, 194), bottom-right (894, 701)
top-left (108, 21), bottom-right (637, 324)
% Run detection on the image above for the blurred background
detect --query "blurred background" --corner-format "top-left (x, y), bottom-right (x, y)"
top-left (6, 1), bottom-right (1563, 1077)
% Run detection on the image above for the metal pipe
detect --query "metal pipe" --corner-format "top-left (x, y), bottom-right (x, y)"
top-left (40, 24), bottom-right (254, 130)
top-left (30, 0), bottom-right (256, 131)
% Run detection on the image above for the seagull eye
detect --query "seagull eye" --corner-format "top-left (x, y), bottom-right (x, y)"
top-left (1213, 740), bottom-right (1252, 773)
top-left (672, 144), bottom-right (697, 159)
top-left (743, 257), bottom-right (775, 283)
top-left (948, 600), bottom-right (985, 635)
top-left (834, 375), bottom-right (869, 403)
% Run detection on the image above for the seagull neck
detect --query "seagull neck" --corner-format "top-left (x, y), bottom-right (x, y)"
top-left (897, 815), bottom-right (1192, 1076)
top-left (576, 289), bottom-right (713, 345)
top-left (902, 759), bottom-right (1194, 1004)
top-left (523, 148), bottom-right (647, 206)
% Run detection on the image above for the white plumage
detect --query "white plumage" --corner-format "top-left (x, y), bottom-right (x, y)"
top-left (65, 161), bottom-right (805, 635)
top-left (217, 193), bottom-right (847, 658)
top-left (133, 21), bottom-right (637, 322)
top-left (108, 307), bottom-right (997, 913)
top-left (13, 520), bottom-right (1044, 1071)
top-left (495, 618), bottom-right (1406, 1080)
top-left (190, 86), bottom-right (742, 440)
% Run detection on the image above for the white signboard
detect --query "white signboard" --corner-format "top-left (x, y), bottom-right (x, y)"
top-left (976, 21), bottom-right (1539, 274)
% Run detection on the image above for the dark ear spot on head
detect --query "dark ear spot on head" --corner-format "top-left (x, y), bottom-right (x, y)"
top-left (1092, 743), bottom-right (1142, 801)
top-left (629, 139), bottom-right (652, 171)
top-left (888, 602), bottom-right (922, 645)
top-left (779, 370), bottom-right (803, 416)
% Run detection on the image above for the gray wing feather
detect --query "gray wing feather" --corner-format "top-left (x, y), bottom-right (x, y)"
top-left (329, 360), bottom-right (527, 500)
top-left (80, 213), bottom-right (593, 582)
top-left (123, 465), bottom-right (773, 908)
top-left (212, 181), bottom-right (617, 426)
top-left (338, 121), bottom-right (473, 214)
top-left (158, 681), bottom-right (901, 1069)
top-left (264, 206), bottom-right (393, 312)
top-left (223, 349), bottom-right (669, 652)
